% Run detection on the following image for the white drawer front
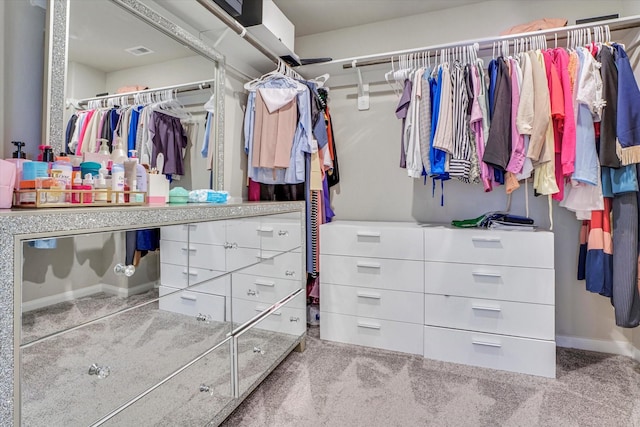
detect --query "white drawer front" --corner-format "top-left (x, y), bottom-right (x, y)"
top-left (423, 228), bottom-right (554, 268)
top-left (160, 224), bottom-right (189, 242)
top-left (226, 218), bottom-right (262, 249)
top-left (424, 294), bottom-right (555, 340)
top-left (186, 221), bottom-right (227, 245)
top-left (321, 223), bottom-right (423, 260)
top-left (226, 247), bottom-right (262, 272)
top-left (160, 263), bottom-right (224, 289)
top-left (160, 240), bottom-right (226, 271)
top-left (231, 273), bottom-right (302, 307)
top-left (321, 284), bottom-right (423, 324)
top-left (258, 217), bottom-right (302, 252)
top-left (321, 254), bottom-right (424, 293)
top-left (425, 262), bottom-right (554, 305)
top-left (232, 297), bottom-right (306, 335)
top-left (237, 250), bottom-right (303, 281)
top-left (159, 285), bottom-right (226, 322)
top-left (320, 312), bottom-right (424, 355)
top-left (423, 326), bottom-right (556, 378)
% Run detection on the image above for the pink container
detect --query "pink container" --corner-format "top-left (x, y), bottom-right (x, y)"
top-left (0, 159), bottom-right (17, 208)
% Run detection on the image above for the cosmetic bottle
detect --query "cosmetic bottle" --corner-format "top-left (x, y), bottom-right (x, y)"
top-left (5, 141), bottom-right (31, 190)
top-left (82, 173), bottom-right (95, 203)
top-left (95, 172), bottom-right (108, 203)
top-left (111, 138), bottom-right (127, 165)
top-left (111, 163), bottom-right (125, 204)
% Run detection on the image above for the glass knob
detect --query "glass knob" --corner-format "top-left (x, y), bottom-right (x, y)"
top-left (114, 263), bottom-right (135, 277)
top-left (196, 313), bottom-right (212, 323)
top-left (89, 363), bottom-right (111, 379)
top-left (253, 346), bottom-right (265, 355)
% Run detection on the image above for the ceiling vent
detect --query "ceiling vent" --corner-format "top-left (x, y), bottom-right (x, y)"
top-left (125, 46), bottom-right (154, 56)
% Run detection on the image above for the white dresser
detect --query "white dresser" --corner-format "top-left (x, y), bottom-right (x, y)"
top-left (319, 222), bottom-right (425, 355)
top-left (320, 221), bottom-right (556, 378)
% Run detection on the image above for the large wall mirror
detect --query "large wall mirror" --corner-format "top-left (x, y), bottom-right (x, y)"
top-left (43, 0), bottom-right (226, 190)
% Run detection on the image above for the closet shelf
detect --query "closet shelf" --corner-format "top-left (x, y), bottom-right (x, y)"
top-left (295, 14), bottom-right (640, 88)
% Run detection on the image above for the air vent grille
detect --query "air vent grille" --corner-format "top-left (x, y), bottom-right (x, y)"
top-left (125, 46), bottom-right (154, 56)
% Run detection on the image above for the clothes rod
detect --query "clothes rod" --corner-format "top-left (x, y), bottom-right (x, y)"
top-left (341, 14), bottom-right (640, 69)
top-left (74, 80), bottom-right (214, 106)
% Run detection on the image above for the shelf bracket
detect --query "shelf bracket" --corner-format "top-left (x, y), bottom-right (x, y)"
top-left (354, 60), bottom-right (370, 111)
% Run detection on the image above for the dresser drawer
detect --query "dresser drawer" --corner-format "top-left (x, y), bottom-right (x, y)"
top-left (160, 263), bottom-right (225, 289)
top-left (160, 240), bottom-right (226, 271)
top-left (425, 261), bottom-right (554, 305)
top-left (159, 285), bottom-right (226, 322)
top-left (238, 250), bottom-right (303, 281)
top-left (321, 254), bottom-right (424, 293)
top-left (320, 312), bottom-right (424, 355)
top-left (232, 296), bottom-right (306, 335)
top-left (424, 294), bottom-right (555, 340)
top-left (185, 221), bottom-right (227, 245)
top-left (321, 222), bottom-right (423, 260)
top-left (321, 283), bottom-right (423, 324)
top-left (160, 224), bottom-right (189, 242)
top-left (423, 326), bottom-right (556, 378)
top-left (231, 273), bottom-right (301, 305)
top-left (258, 216), bottom-right (302, 252)
top-left (423, 228), bottom-right (554, 268)
top-left (226, 218), bottom-right (262, 249)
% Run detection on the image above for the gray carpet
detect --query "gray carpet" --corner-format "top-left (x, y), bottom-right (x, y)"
top-left (221, 326), bottom-right (640, 427)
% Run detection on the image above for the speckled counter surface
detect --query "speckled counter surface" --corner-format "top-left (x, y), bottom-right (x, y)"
top-left (0, 201), bottom-right (305, 426)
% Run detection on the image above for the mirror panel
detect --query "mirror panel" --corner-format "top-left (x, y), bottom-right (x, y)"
top-left (45, 0), bottom-right (226, 189)
top-left (20, 286), bottom-right (232, 427)
top-left (101, 339), bottom-right (233, 426)
top-left (236, 292), bottom-right (306, 396)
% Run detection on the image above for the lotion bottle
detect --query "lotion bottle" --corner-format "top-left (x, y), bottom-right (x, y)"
top-left (111, 163), bottom-right (125, 204)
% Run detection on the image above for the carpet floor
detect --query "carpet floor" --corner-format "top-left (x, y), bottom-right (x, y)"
top-left (221, 326), bottom-right (640, 427)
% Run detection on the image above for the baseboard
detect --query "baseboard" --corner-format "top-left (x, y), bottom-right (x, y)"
top-left (23, 281), bottom-right (157, 312)
top-left (102, 281), bottom-right (157, 298)
top-left (23, 284), bottom-right (104, 312)
top-left (556, 335), bottom-right (635, 357)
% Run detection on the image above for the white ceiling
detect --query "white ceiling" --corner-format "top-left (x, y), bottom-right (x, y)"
top-left (272, 0), bottom-right (488, 37)
top-left (64, 0), bottom-right (492, 79)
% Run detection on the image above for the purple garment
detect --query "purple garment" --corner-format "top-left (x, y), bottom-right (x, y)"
top-left (322, 176), bottom-right (335, 223)
top-left (149, 111), bottom-right (188, 175)
top-left (395, 79), bottom-right (412, 168)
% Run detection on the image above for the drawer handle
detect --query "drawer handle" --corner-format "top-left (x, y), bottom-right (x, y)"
top-left (254, 307), bottom-right (282, 316)
top-left (357, 321), bottom-right (381, 330)
top-left (356, 231), bottom-right (381, 237)
top-left (471, 236), bottom-right (501, 243)
top-left (246, 289), bottom-right (257, 296)
top-left (289, 316), bottom-right (300, 322)
top-left (471, 304), bottom-right (502, 312)
top-left (196, 313), bottom-right (212, 323)
top-left (357, 292), bottom-right (382, 300)
top-left (356, 261), bottom-right (381, 269)
top-left (224, 242), bottom-right (238, 249)
top-left (285, 270), bottom-right (296, 277)
top-left (278, 230), bottom-right (289, 236)
top-left (181, 294), bottom-right (197, 301)
top-left (472, 339), bottom-right (502, 348)
top-left (254, 280), bottom-right (275, 287)
top-left (181, 247), bottom-right (197, 252)
top-left (256, 226), bottom-right (274, 232)
top-left (471, 271), bottom-right (501, 278)
top-left (182, 270), bottom-right (198, 276)
top-left (256, 254), bottom-right (276, 260)
top-left (253, 346), bottom-right (265, 354)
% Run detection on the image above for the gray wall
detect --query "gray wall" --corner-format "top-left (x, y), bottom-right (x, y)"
top-left (3, 0), bottom-right (45, 160)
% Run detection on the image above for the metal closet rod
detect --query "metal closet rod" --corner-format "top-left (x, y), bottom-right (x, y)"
top-left (195, 0), bottom-right (296, 73)
top-left (340, 14), bottom-right (640, 69)
top-left (74, 79), bottom-right (214, 106)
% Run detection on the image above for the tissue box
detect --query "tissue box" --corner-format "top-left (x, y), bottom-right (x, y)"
top-left (147, 173), bottom-right (169, 205)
